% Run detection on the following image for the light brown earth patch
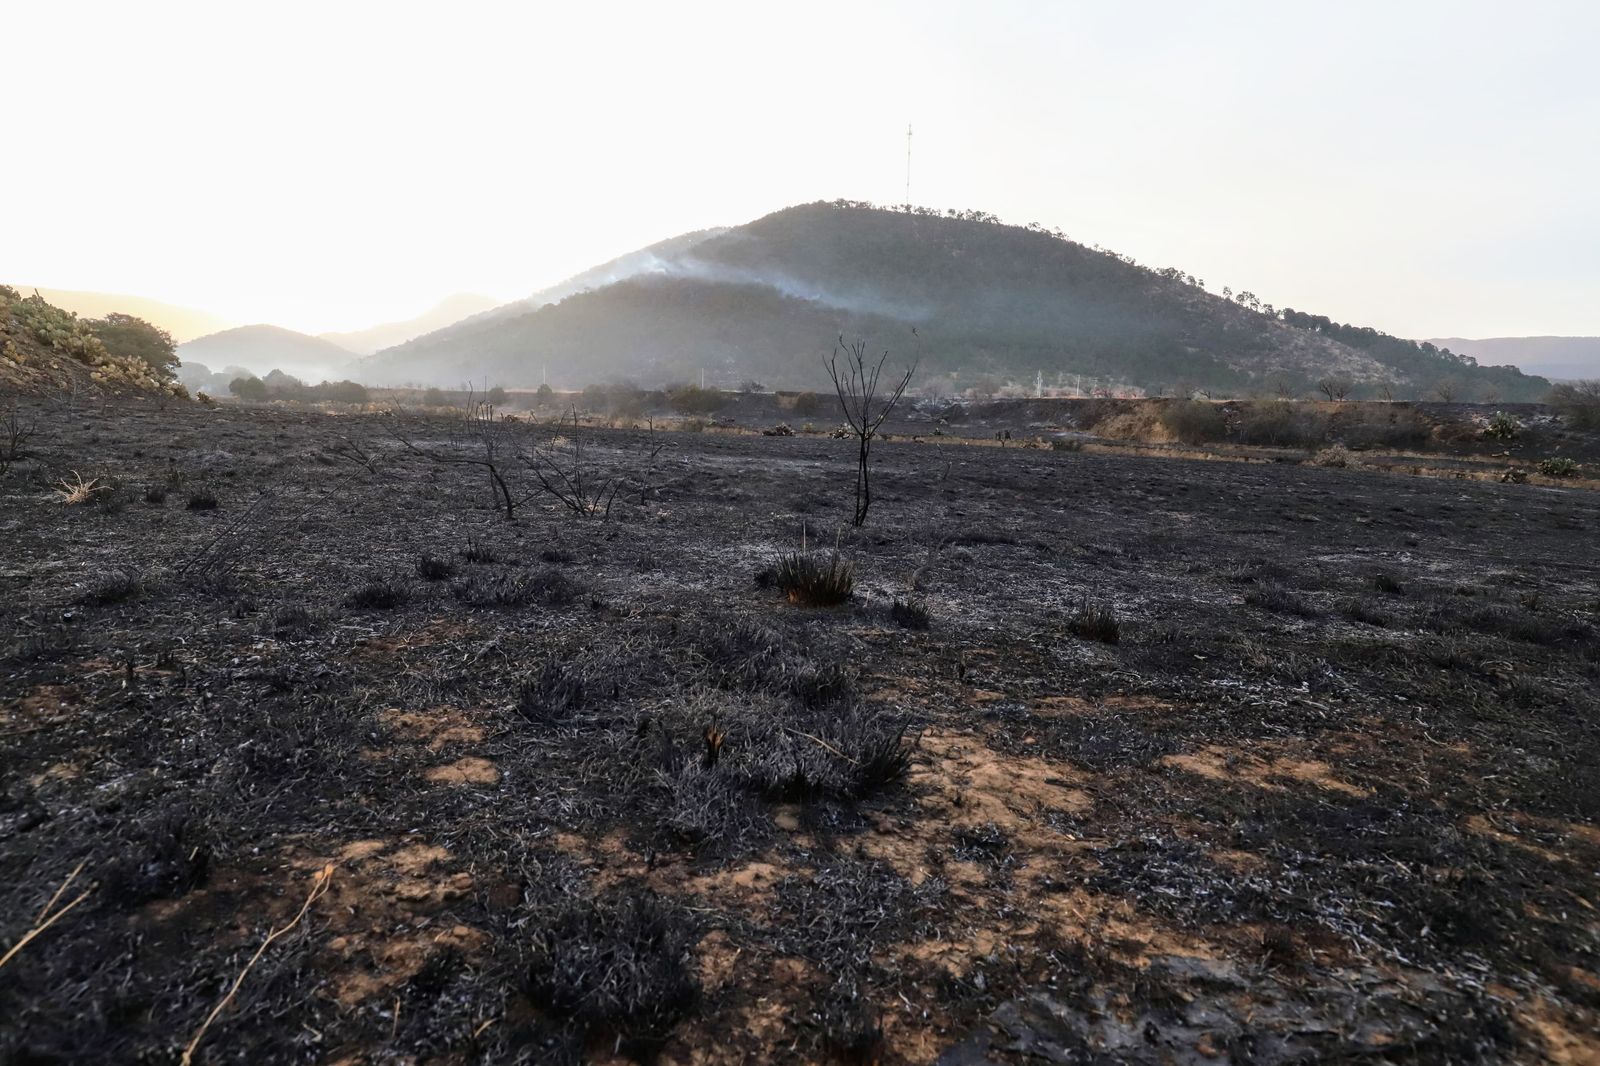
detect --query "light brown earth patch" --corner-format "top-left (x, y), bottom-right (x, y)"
top-left (1159, 742), bottom-right (1371, 797)
top-left (424, 756), bottom-right (500, 786)
top-left (380, 705), bottom-right (486, 749)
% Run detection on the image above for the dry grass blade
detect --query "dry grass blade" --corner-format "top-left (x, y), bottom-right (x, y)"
top-left (0, 864), bottom-right (93, 973)
top-left (54, 470), bottom-right (103, 505)
top-left (180, 863), bottom-right (334, 1066)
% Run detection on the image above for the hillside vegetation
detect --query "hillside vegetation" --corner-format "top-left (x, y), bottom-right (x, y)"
top-left (363, 203), bottom-right (1547, 399)
top-left (0, 286), bottom-right (186, 398)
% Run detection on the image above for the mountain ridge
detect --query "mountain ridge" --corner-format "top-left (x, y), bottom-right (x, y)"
top-left (1428, 337), bottom-right (1599, 382)
top-left (358, 202), bottom-right (1547, 400)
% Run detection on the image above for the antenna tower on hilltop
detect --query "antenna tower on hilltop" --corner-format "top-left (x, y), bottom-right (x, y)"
top-left (905, 123), bottom-right (913, 209)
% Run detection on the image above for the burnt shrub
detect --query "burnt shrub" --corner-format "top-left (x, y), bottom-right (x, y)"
top-left (516, 662), bottom-right (586, 725)
top-left (1370, 571), bottom-right (1405, 596)
top-left (185, 489), bottom-right (219, 511)
top-left (461, 536), bottom-right (498, 564)
top-left (889, 598), bottom-right (931, 630)
top-left (524, 894), bottom-right (699, 1056)
top-left (81, 568), bottom-right (142, 605)
top-left (100, 812), bottom-right (211, 909)
top-left (1160, 400), bottom-right (1227, 444)
top-left (1344, 597), bottom-right (1394, 628)
top-left (143, 483), bottom-right (168, 506)
top-left (775, 550), bottom-right (854, 606)
top-left (1066, 596), bottom-right (1120, 644)
top-left (345, 579), bottom-right (410, 610)
top-left (416, 552), bottom-right (455, 581)
top-left (272, 604), bottom-right (318, 636)
top-left (1245, 581), bottom-right (1320, 618)
top-left (453, 568), bottom-right (582, 608)
top-left (655, 759), bottom-right (767, 846)
top-left (1236, 400), bottom-right (1320, 447)
top-left (848, 716), bottom-right (915, 797)
top-left (3, 629), bottom-right (74, 663)
top-left (792, 391), bottom-right (823, 416)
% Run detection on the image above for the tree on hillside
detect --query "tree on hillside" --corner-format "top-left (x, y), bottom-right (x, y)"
top-left (825, 336), bottom-right (916, 527)
top-left (229, 375), bottom-right (268, 401)
top-left (1317, 377), bottom-right (1352, 402)
top-left (89, 313), bottom-right (178, 377)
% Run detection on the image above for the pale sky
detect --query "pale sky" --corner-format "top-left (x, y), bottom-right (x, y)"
top-left (4, 0), bottom-right (1597, 338)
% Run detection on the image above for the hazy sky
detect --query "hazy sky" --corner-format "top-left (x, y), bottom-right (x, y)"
top-left (4, 0), bottom-right (1597, 337)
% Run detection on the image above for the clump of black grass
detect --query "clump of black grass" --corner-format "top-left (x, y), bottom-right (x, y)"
top-left (516, 662), bottom-right (585, 724)
top-left (775, 549), bottom-right (854, 606)
top-left (461, 536), bottom-right (498, 564)
top-left (540, 546), bottom-right (574, 564)
top-left (452, 568), bottom-right (581, 608)
top-left (3, 630), bottom-right (74, 663)
top-left (100, 812), bottom-right (211, 909)
top-left (1067, 595), bottom-right (1120, 644)
top-left (850, 720), bottom-right (915, 797)
top-left (524, 893), bottom-right (699, 1058)
top-left (143, 483), bottom-right (168, 506)
top-left (1245, 581), bottom-right (1321, 619)
top-left (185, 489), bottom-right (219, 511)
top-left (416, 552), bottom-right (455, 581)
top-left (272, 604), bottom-right (318, 637)
top-left (345, 578), bottom-right (410, 610)
top-left (81, 568), bottom-right (142, 606)
top-left (1370, 571), bottom-right (1405, 596)
top-left (1344, 598), bottom-right (1394, 628)
top-left (889, 597), bottom-right (931, 630)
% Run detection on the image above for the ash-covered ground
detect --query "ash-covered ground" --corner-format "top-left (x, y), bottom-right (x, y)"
top-left (2, 401), bottom-right (1598, 1064)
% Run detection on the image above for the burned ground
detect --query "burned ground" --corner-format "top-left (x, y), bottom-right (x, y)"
top-left (2, 400), bottom-right (1598, 1064)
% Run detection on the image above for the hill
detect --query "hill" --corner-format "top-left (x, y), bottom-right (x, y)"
top-left (318, 293), bottom-right (500, 355)
top-left (0, 286), bottom-right (186, 398)
top-left (1429, 337), bottom-right (1600, 382)
top-left (360, 203), bottom-right (1547, 399)
top-left (178, 324), bottom-right (358, 384)
top-left (13, 286), bottom-right (236, 343)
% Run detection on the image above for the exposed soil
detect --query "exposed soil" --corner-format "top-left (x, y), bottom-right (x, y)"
top-left (2, 399), bottom-right (1598, 1064)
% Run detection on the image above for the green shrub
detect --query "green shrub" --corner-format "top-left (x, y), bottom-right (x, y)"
top-left (1539, 457), bottom-right (1579, 478)
top-left (1485, 411), bottom-right (1521, 441)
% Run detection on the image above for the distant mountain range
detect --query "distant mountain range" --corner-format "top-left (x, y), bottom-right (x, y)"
top-left (318, 293), bottom-right (498, 355)
top-left (357, 203), bottom-right (1548, 400)
top-left (1428, 337), bottom-right (1599, 382)
top-left (175, 293), bottom-right (500, 382)
top-left (178, 325), bottom-right (357, 385)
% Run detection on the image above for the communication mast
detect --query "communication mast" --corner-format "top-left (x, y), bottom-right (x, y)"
top-left (905, 123), bottom-right (913, 209)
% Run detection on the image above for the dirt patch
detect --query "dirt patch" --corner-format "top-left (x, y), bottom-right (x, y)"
top-left (424, 756), bottom-right (500, 786)
top-left (380, 706), bottom-right (486, 749)
top-left (1160, 743), bottom-right (1371, 797)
